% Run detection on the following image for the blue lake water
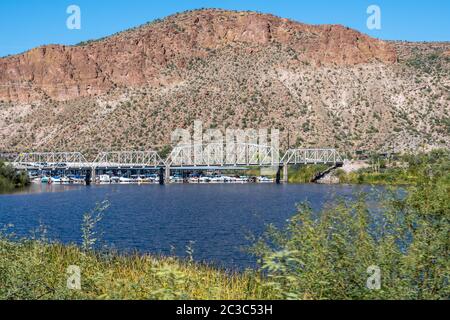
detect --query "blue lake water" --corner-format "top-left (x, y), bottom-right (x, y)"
top-left (0, 183), bottom-right (380, 269)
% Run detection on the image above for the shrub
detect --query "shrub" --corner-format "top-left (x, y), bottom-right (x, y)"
top-left (252, 157), bottom-right (449, 299)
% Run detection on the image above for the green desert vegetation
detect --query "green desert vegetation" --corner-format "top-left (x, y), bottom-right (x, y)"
top-left (287, 164), bottom-right (329, 183)
top-left (251, 162), bottom-right (449, 299)
top-left (0, 161), bottom-right (29, 193)
top-left (336, 149), bottom-right (449, 185)
top-left (0, 151), bottom-right (448, 300)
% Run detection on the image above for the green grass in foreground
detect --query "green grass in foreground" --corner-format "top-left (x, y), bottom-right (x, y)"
top-left (0, 151), bottom-right (448, 300)
top-left (0, 240), bottom-right (271, 300)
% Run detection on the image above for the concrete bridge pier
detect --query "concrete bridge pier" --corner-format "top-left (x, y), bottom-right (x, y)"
top-left (276, 166), bottom-right (281, 184)
top-left (283, 164), bottom-right (288, 183)
top-left (85, 168), bottom-right (92, 186)
top-left (91, 167), bottom-right (96, 183)
top-left (158, 167), bottom-right (164, 185)
top-left (165, 165), bottom-right (171, 184)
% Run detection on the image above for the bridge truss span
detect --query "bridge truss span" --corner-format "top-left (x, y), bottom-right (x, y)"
top-left (166, 143), bottom-right (280, 167)
top-left (93, 151), bottom-right (164, 169)
top-left (13, 152), bottom-right (91, 169)
top-left (281, 148), bottom-right (343, 165)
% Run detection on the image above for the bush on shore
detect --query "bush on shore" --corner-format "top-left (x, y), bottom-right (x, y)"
top-left (252, 151), bottom-right (449, 299)
top-left (336, 149), bottom-right (450, 185)
top-left (288, 164), bottom-right (329, 183)
top-left (0, 161), bottom-right (29, 192)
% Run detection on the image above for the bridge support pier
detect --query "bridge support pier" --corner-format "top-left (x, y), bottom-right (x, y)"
top-left (283, 164), bottom-right (288, 183)
top-left (158, 167), bottom-right (164, 185)
top-left (165, 165), bottom-right (171, 184)
top-left (85, 168), bottom-right (92, 186)
top-left (276, 166), bottom-right (281, 184)
top-left (91, 167), bottom-right (96, 184)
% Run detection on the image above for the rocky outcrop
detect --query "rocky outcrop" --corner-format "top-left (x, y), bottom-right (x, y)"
top-left (0, 9), bottom-right (396, 102)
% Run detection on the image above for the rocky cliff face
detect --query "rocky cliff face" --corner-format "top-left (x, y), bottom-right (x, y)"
top-left (0, 9), bottom-right (448, 154)
top-left (0, 9), bottom-right (396, 103)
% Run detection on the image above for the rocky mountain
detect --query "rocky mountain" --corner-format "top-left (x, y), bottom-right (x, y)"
top-left (0, 9), bottom-right (448, 155)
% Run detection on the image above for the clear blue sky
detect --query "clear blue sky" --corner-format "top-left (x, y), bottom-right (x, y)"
top-left (0, 0), bottom-right (449, 57)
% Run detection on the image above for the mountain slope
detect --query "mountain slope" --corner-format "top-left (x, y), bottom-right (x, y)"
top-left (0, 9), bottom-right (448, 155)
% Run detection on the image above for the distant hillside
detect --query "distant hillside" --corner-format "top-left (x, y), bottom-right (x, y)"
top-left (0, 9), bottom-right (448, 154)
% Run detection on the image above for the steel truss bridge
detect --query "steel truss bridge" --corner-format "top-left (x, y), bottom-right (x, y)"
top-left (10, 146), bottom-right (344, 182)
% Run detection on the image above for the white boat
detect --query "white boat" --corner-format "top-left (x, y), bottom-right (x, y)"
top-left (110, 176), bottom-right (120, 184)
top-left (234, 176), bottom-right (249, 183)
top-left (134, 176), bottom-right (151, 184)
top-left (98, 175), bottom-right (111, 184)
top-left (50, 176), bottom-right (61, 184)
top-left (222, 176), bottom-right (234, 183)
top-left (60, 176), bottom-right (71, 184)
top-left (170, 175), bottom-right (184, 183)
top-left (188, 177), bottom-right (200, 183)
top-left (258, 176), bottom-right (274, 183)
top-left (67, 175), bottom-right (85, 184)
top-left (148, 174), bottom-right (160, 183)
top-left (140, 177), bottom-right (150, 184)
top-left (119, 177), bottom-right (134, 184)
top-left (210, 176), bottom-right (225, 183)
top-left (199, 176), bottom-right (210, 183)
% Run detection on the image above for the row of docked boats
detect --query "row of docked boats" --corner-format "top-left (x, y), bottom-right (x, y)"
top-left (31, 174), bottom-right (275, 184)
top-left (97, 174), bottom-right (274, 184)
top-left (32, 175), bottom-right (86, 184)
top-left (97, 174), bottom-right (161, 184)
top-left (170, 175), bottom-right (274, 184)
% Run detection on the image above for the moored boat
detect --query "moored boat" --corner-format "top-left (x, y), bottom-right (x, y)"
top-left (199, 176), bottom-right (210, 183)
top-left (189, 177), bottom-right (200, 183)
top-left (68, 175), bottom-right (85, 184)
top-left (119, 177), bottom-right (134, 184)
top-left (257, 176), bottom-right (274, 183)
top-left (50, 176), bottom-right (61, 184)
top-left (98, 175), bottom-right (111, 184)
top-left (110, 176), bottom-right (120, 184)
top-left (170, 175), bottom-right (184, 183)
top-left (60, 176), bottom-right (71, 184)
